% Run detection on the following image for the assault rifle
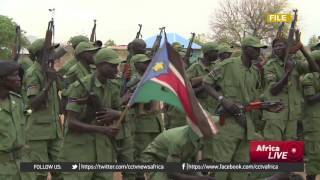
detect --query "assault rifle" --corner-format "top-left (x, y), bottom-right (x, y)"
top-left (12, 25), bottom-right (21, 62)
top-left (217, 101), bottom-right (283, 127)
top-left (136, 24), bottom-right (142, 39)
top-left (184, 32), bottom-right (195, 67)
top-left (75, 76), bottom-right (105, 125)
top-left (150, 27), bottom-right (165, 57)
top-left (283, 10), bottom-right (298, 69)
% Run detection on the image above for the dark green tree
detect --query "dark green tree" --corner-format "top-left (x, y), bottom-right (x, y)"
top-left (0, 15), bottom-right (30, 59)
top-left (104, 39), bottom-right (116, 47)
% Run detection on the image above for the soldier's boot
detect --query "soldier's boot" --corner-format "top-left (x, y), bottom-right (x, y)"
top-left (306, 175), bottom-right (316, 180)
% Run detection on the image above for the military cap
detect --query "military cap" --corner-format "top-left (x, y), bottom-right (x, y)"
top-left (131, 54), bottom-right (151, 63)
top-left (0, 61), bottom-right (19, 77)
top-left (75, 42), bottom-right (100, 56)
top-left (217, 44), bottom-right (233, 54)
top-left (28, 39), bottom-right (60, 55)
top-left (310, 50), bottom-right (320, 62)
top-left (130, 39), bottom-right (146, 51)
top-left (94, 48), bottom-right (125, 64)
top-left (202, 42), bottom-right (219, 54)
top-left (172, 42), bottom-right (184, 52)
top-left (68, 35), bottom-right (89, 48)
top-left (241, 36), bottom-right (267, 48)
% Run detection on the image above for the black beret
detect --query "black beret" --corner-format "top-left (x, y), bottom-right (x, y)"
top-left (0, 61), bottom-right (20, 77)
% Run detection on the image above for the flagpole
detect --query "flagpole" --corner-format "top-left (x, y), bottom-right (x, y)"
top-left (115, 30), bottom-right (167, 129)
top-left (115, 105), bottom-right (130, 128)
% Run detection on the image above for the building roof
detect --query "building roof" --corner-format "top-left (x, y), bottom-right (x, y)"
top-left (144, 32), bottom-right (201, 49)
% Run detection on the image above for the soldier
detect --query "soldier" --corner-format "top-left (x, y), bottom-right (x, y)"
top-left (129, 54), bottom-right (164, 179)
top-left (59, 48), bottom-right (124, 180)
top-left (203, 36), bottom-right (281, 180)
top-left (0, 61), bottom-right (34, 180)
top-left (123, 38), bottom-right (147, 92)
top-left (57, 35), bottom-right (89, 77)
top-left (301, 50), bottom-right (320, 180)
top-left (187, 42), bottom-right (220, 113)
top-left (262, 35), bottom-right (310, 141)
top-left (60, 42), bottom-right (100, 114)
top-left (172, 42), bottom-right (186, 57)
top-left (217, 44), bottom-right (233, 61)
top-left (117, 39), bottom-right (148, 180)
top-left (172, 42), bottom-right (190, 69)
top-left (63, 42), bottom-right (99, 85)
top-left (141, 125), bottom-right (214, 180)
top-left (23, 39), bottom-right (63, 180)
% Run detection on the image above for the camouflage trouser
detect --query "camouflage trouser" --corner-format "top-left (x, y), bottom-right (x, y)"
top-left (140, 153), bottom-right (170, 180)
top-left (0, 149), bottom-right (36, 180)
top-left (116, 136), bottom-right (135, 180)
top-left (249, 112), bottom-right (300, 180)
top-left (209, 120), bottom-right (249, 180)
top-left (134, 132), bottom-right (160, 162)
top-left (0, 161), bottom-right (20, 180)
top-left (262, 107), bottom-right (300, 141)
top-left (305, 140), bottom-right (320, 175)
top-left (27, 138), bottom-right (63, 180)
top-left (134, 132), bottom-right (160, 178)
top-left (59, 132), bottom-right (115, 180)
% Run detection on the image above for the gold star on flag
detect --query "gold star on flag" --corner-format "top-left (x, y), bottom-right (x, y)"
top-left (153, 62), bottom-right (164, 72)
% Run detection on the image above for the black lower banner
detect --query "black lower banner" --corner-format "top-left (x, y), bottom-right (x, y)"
top-left (20, 162), bottom-right (304, 172)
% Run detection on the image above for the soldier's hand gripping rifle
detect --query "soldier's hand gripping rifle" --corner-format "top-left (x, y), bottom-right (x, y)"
top-left (12, 25), bottom-right (21, 62)
top-left (150, 27), bottom-right (165, 57)
top-left (184, 32), bottom-right (195, 67)
top-left (217, 101), bottom-right (284, 127)
top-left (136, 24), bottom-right (142, 39)
top-left (283, 10), bottom-right (298, 70)
top-left (276, 22), bottom-right (285, 39)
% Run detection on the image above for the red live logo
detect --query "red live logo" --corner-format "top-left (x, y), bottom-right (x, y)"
top-left (249, 141), bottom-right (304, 163)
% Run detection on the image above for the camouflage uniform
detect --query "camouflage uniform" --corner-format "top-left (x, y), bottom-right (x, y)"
top-left (57, 35), bottom-right (89, 77)
top-left (130, 54), bottom-right (164, 163)
top-left (141, 126), bottom-right (203, 180)
top-left (262, 57), bottom-right (308, 140)
top-left (59, 48), bottom-right (124, 180)
top-left (301, 50), bottom-right (320, 178)
top-left (24, 39), bottom-right (63, 180)
top-left (60, 42), bottom-right (99, 121)
top-left (203, 36), bottom-right (267, 180)
top-left (0, 61), bottom-right (35, 180)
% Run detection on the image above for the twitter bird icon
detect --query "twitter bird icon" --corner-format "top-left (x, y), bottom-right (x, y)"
top-left (72, 164), bottom-right (78, 170)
